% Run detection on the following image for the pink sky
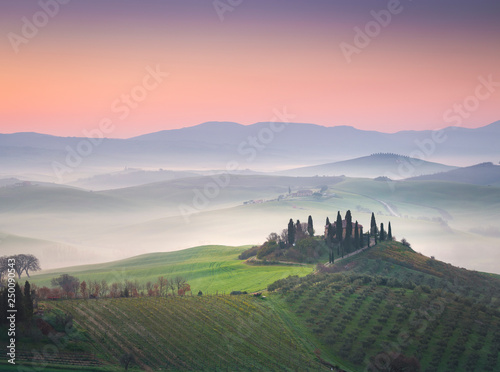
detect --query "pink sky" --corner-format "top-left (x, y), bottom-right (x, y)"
top-left (1, 1), bottom-right (499, 138)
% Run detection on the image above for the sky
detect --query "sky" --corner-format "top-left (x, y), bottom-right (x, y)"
top-left (1, 0), bottom-right (499, 138)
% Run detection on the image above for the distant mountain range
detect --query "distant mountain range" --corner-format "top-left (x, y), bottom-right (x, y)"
top-left (1, 120), bottom-right (499, 181)
top-left (277, 153), bottom-right (457, 179)
top-left (406, 162), bottom-right (500, 186)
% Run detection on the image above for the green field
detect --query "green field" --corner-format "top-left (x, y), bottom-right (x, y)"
top-left (29, 245), bottom-right (314, 294)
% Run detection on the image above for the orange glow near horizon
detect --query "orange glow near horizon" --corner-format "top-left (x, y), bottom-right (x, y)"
top-left (1, 2), bottom-right (499, 138)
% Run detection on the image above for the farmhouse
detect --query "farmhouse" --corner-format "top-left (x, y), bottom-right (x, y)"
top-left (324, 220), bottom-right (363, 238)
top-left (291, 189), bottom-right (313, 197)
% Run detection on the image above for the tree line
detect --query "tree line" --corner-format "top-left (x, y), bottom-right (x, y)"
top-left (33, 274), bottom-right (191, 300)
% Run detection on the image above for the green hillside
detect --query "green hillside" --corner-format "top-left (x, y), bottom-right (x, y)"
top-left (333, 241), bottom-right (500, 302)
top-left (29, 245), bottom-right (314, 294)
top-left (269, 241), bottom-right (500, 371)
top-left (272, 272), bottom-right (500, 371)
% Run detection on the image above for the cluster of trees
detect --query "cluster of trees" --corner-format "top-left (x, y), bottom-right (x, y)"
top-left (370, 212), bottom-right (392, 245)
top-left (35, 274), bottom-right (191, 299)
top-left (0, 254), bottom-right (41, 280)
top-left (0, 281), bottom-right (34, 325)
top-left (243, 212), bottom-right (393, 264)
top-left (323, 210), bottom-right (366, 263)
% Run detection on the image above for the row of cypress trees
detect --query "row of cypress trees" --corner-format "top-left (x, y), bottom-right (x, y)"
top-left (287, 212), bottom-right (393, 264)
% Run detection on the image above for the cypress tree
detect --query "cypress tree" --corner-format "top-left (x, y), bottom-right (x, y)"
top-left (327, 223), bottom-right (334, 264)
top-left (380, 223), bottom-right (386, 241)
top-left (354, 221), bottom-right (359, 250)
top-left (14, 282), bottom-right (25, 322)
top-left (345, 211), bottom-right (352, 240)
top-left (359, 226), bottom-right (364, 247)
top-left (24, 281), bottom-right (33, 321)
top-left (287, 218), bottom-right (295, 247)
top-left (307, 215), bottom-right (314, 237)
top-left (296, 220), bottom-right (302, 240)
top-left (325, 217), bottom-right (330, 226)
top-left (335, 211), bottom-right (343, 255)
top-left (370, 212), bottom-right (377, 237)
top-left (388, 222), bottom-right (392, 241)
top-left (345, 210), bottom-right (352, 253)
top-left (0, 289), bottom-right (7, 325)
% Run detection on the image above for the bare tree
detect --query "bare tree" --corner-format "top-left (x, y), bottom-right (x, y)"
top-left (174, 276), bottom-right (187, 292)
top-left (119, 353), bottom-right (135, 371)
top-left (51, 274), bottom-right (80, 298)
top-left (13, 254), bottom-right (27, 278)
top-left (87, 280), bottom-right (97, 298)
top-left (99, 280), bottom-right (109, 297)
top-left (266, 232), bottom-right (279, 242)
top-left (168, 278), bottom-right (176, 296)
top-left (80, 281), bottom-right (88, 299)
top-left (0, 254), bottom-right (41, 279)
top-left (158, 276), bottom-right (169, 297)
top-left (22, 254), bottom-right (41, 277)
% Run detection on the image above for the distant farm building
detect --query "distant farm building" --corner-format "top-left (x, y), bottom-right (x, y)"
top-left (291, 189), bottom-right (313, 197)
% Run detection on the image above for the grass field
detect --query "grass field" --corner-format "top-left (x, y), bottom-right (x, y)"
top-left (29, 245), bottom-right (314, 294)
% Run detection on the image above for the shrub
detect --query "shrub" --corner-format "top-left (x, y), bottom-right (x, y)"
top-left (257, 241), bottom-right (278, 259)
top-left (238, 245), bottom-right (260, 260)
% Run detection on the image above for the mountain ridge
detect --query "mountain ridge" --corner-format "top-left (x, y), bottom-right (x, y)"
top-left (2, 120), bottom-right (499, 181)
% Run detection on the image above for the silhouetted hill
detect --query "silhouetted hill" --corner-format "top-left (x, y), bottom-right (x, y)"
top-left (1, 120), bottom-right (499, 181)
top-left (277, 153), bottom-right (457, 179)
top-left (407, 162), bottom-right (500, 186)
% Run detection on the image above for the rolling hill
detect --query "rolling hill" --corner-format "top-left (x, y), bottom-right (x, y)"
top-left (28, 245), bottom-right (313, 294)
top-left (277, 153), bottom-right (457, 179)
top-left (271, 242), bottom-right (500, 371)
top-left (2, 173), bottom-right (500, 274)
top-left (69, 168), bottom-right (201, 190)
top-left (406, 162), bottom-right (500, 186)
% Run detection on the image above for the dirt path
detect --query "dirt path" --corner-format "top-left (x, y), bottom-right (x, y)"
top-left (325, 243), bottom-right (373, 266)
top-left (376, 199), bottom-right (399, 217)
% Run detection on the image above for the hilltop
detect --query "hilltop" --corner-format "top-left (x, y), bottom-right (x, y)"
top-left (406, 162), bottom-right (500, 186)
top-left (278, 154), bottom-right (457, 179)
